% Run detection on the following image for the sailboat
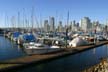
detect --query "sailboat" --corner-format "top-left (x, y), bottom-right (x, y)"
top-left (11, 12), bottom-right (22, 42)
top-left (24, 41), bottom-right (62, 55)
top-left (23, 9), bottom-right (63, 55)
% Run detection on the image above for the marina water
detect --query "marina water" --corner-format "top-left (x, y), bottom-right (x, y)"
top-left (0, 36), bottom-right (108, 72)
top-left (17, 45), bottom-right (108, 72)
top-left (0, 36), bottom-right (26, 61)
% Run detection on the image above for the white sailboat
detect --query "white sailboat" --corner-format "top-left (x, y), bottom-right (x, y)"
top-left (23, 41), bottom-right (62, 55)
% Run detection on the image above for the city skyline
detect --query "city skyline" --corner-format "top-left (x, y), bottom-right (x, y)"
top-left (0, 0), bottom-right (108, 27)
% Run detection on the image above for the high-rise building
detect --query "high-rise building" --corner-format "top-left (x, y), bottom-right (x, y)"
top-left (92, 21), bottom-right (103, 32)
top-left (58, 21), bottom-right (63, 32)
top-left (44, 20), bottom-right (49, 32)
top-left (70, 20), bottom-right (80, 31)
top-left (71, 20), bottom-right (76, 31)
top-left (81, 17), bottom-right (92, 32)
top-left (49, 17), bottom-right (55, 32)
top-left (79, 20), bottom-right (82, 27)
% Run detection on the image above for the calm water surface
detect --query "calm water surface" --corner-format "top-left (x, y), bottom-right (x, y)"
top-left (0, 36), bottom-right (26, 61)
top-left (0, 36), bottom-right (108, 72)
top-left (18, 44), bottom-right (108, 72)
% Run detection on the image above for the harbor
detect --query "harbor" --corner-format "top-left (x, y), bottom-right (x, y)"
top-left (1, 0), bottom-right (108, 72)
top-left (0, 35), bottom-right (108, 72)
top-left (0, 19), bottom-right (108, 72)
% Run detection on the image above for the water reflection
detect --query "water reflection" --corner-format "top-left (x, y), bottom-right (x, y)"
top-left (0, 36), bottom-right (26, 61)
top-left (93, 48), bottom-right (96, 54)
top-left (106, 44), bottom-right (108, 57)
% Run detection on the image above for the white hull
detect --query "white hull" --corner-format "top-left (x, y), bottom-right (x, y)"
top-left (24, 48), bottom-right (61, 55)
top-left (23, 42), bottom-right (62, 55)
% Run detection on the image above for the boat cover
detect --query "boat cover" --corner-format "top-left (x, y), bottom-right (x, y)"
top-left (13, 32), bottom-right (21, 37)
top-left (69, 37), bottom-right (88, 47)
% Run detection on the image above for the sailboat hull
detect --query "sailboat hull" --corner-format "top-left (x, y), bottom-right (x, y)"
top-left (24, 47), bottom-right (62, 55)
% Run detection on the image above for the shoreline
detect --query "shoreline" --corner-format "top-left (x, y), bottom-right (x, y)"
top-left (83, 58), bottom-right (108, 72)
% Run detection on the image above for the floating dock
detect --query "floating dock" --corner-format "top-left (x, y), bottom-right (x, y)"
top-left (0, 41), bottom-right (108, 71)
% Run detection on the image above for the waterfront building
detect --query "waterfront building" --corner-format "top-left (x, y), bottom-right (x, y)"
top-left (106, 20), bottom-right (108, 32)
top-left (58, 21), bottom-right (63, 32)
top-left (70, 20), bottom-right (79, 31)
top-left (76, 22), bottom-right (80, 31)
top-left (81, 17), bottom-right (92, 32)
top-left (79, 20), bottom-right (82, 28)
top-left (71, 20), bottom-right (76, 31)
top-left (92, 21), bottom-right (102, 32)
top-left (104, 25), bottom-right (108, 32)
top-left (49, 17), bottom-right (55, 32)
top-left (44, 20), bottom-right (49, 32)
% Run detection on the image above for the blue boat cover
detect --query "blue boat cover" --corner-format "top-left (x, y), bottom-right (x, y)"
top-left (13, 32), bottom-right (21, 37)
top-left (23, 34), bottom-right (36, 42)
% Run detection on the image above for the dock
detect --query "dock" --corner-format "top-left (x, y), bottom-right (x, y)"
top-left (0, 41), bottom-right (108, 71)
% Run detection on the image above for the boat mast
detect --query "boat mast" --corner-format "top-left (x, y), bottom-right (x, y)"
top-left (66, 11), bottom-right (69, 48)
top-left (23, 8), bottom-right (25, 33)
top-left (55, 11), bottom-right (58, 33)
top-left (25, 17), bottom-right (29, 32)
top-left (17, 11), bottom-right (20, 32)
top-left (35, 15), bottom-right (39, 32)
top-left (4, 13), bottom-right (7, 29)
top-left (6, 15), bottom-right (9, 30)
top-left (31, 7), bottom-right (34, 33)
top-left (11, 16), bottom-right (15, 32)
top-left (24, 10), bottom-right (28, 32)
top-left (106, 19), bottom-right (108, 34)
top-left (40, 14), bottom-right (42, 34)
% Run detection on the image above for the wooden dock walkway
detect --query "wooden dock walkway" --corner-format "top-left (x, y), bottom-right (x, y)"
top-left (0, 41), bottom-right (108, 71)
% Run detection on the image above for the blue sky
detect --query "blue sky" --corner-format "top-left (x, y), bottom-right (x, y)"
top-left (0, 0), bottom-right (108, 27)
